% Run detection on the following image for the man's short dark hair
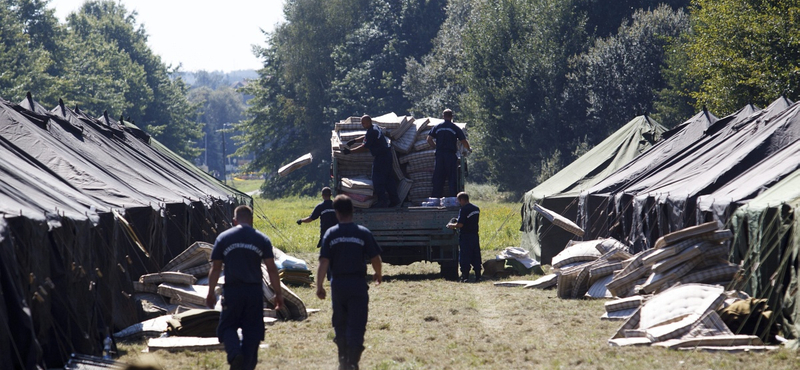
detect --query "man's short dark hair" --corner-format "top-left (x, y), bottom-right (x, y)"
top-left (457, 192), bottom-right (469, 202)
top-left (322, 187), bottom-right (332, 197)
top-left (333, 195), bottom-right (354, 216)
top-left (443, 109), bottom-right (453, 118)
top-left (234, 205), bottom-right (254, 220)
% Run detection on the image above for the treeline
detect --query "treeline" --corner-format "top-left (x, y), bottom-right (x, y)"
top-left (0, 0), bottom-right (204, 159)
top-left (4, 1), bottom-right (800, 198)
top-left (241, 0), bottom-right (800, 197)
top-left (0, 0), bottom-right (256, 178)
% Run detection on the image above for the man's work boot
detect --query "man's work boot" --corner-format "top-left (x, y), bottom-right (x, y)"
top-left (230, 354), bottom-right (244, 370)
top-left (474, 270), bottom-right (482, 283)
top-left (335, 338), bottom-right (348, 370)
top-left (347, 345), bottom-right (364, 370)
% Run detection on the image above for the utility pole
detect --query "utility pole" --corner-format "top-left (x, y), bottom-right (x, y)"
top-left (217, 123), bottom-right (231, 184)
top-left (221, 125), bottom-right (227, 184)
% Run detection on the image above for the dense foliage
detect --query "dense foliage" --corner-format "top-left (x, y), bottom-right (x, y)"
top-left (0, 0), bottom-right (202, 158)
top-left (5, 0), bottom-right (800, 196)
top-left (679, 0), bottom-right (800, 115)
top-left (243, 0), bottom-right (703, 196)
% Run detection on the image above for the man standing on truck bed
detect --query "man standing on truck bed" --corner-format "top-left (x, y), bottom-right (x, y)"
top-left (316, 194), bottom-right (383, 370)
top-left (427, 108), bottom-right (471, 198)
top-left (343, 114), bottom-right (400, 208)
top-left (447, 192), bottom-right (481, 282)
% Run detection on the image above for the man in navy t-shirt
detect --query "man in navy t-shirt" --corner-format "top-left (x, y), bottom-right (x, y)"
top-left (206, 205), bottom-right (284, 370)
top-left (316, 195), bottom-right (383, 370)
top-left (342, 115), bottom-right (400, 208)
top-left (297, 187), bottom-right (338, 248)
top-left (447, 192), bottom-right (481, 282)
top-left (427, 109), bottom-right (471, 198)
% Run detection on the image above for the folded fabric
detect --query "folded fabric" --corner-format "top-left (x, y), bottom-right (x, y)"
top-left (342, 192), bottom-right (374, 203)
top-left (497, 246), bottom-right (539, 269)
top-left (342, 176), bottom-right (374, 189)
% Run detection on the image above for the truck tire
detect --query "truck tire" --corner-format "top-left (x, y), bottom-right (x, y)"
top-left (439, 261), bottom-right (459, 281)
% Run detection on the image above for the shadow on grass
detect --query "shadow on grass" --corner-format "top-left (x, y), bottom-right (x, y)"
top-left (381, 272), bottom-right (448, 282)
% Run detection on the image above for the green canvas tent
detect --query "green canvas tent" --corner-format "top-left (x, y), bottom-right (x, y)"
top-left (521, 115), bottom-right (666, 263)
top-left (729, 168), bottom-right (800, 344)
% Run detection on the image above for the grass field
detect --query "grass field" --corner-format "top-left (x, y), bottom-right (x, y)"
top-left (113, 194), bottom-right (800, 369)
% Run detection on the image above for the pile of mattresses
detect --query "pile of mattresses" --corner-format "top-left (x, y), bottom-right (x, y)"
top-left (274, 246), bottom-right (314, 286)
top-left (509, 222), bottom-right (780, 350)
top-left (133, 242), bottom-right (215, 308)
top-left (607, 283), bottom-right (777, 351)
top-left (116, 242), bottom-right (310, 351)
top-left (331, 112), bottom-right (468, 206)
top-left (523, 222), bottom-right (741, 301)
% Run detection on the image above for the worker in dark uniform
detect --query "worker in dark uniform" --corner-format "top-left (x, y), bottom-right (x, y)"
top-left (316, 195), bottom-right (383, 370)
top-left (206, 205), bottom-right (284, 370)
top-left (343, 115), bottom-right (400, 208)
top-left (297, 187), bottom-right (338, 249)
top-left (427, 108), bottom-right (471, 198)
top-left (447, 192), bottom-right (481, 282)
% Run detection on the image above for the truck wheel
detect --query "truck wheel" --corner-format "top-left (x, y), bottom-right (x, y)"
top-left (439, 261), bottom-right (459, 281)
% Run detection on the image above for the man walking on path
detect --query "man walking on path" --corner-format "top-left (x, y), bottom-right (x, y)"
top-left (343, 115), bottom-right (400, 208)
top-left (447, 192), bottom-right (481, 282)
top-left (427, 109), bottom-right (471, 198)
top-left (206, 205), bottom-right (284, 370)
top-left (297, 186), bottom-right (338, 249)
top-left (316, 195), bottom-right (383, 370)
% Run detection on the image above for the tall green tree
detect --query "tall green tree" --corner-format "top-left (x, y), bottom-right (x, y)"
top-left (564, 5), bottom-right (689, 143)
top-left (188, 86), bottom-right (246, 176)
top-left (652, 31), bottom-right (700, 128)
top-left (330, 0), bottom-right (447, 116)
top-left (63, 0), bottom-right (202, 158)
top-left (461, 0), bottom-right (589, 194)
top-left (0, 0), bottom-right (61, 103)
top-left (242, 0), bottom-right (446, 197)
top-left (239, 0), bottom-right (369, 197)
top-left (576, 0), bottom-right (691, 37)
top-left (682, 0), bottom-right (800, 115)
top-left (403, 0), bottom-right (472, 117)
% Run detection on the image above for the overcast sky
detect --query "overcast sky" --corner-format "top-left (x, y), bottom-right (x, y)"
top-left (48, 0), bottom-right (285, 72)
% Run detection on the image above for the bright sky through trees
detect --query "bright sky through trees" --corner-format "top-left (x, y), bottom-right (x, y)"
top-left (49, 0), bottom-right (284, 72)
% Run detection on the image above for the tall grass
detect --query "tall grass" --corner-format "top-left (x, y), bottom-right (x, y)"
top-left (250, 196), bottom-right (321, 254)
top-left (228, 178), bottom-right (264, 194)
top-left (247, 193), bottom-right (521, 257)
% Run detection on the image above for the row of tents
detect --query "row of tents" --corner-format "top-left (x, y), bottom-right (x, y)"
top-left (0, 94), bottom-right (250, 368)
top-left (521, 96), bottom-right (800, 344)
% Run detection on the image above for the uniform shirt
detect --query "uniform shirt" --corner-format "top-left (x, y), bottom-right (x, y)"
top-left (456, 202), bottom-right (480, 234)
top-left (320, 222), bottom-right (382, 277)
top-left (309, 199), bottom-right (337, 237)
top-left (363, 124), bottom-right (391, 158)
top-left (428, 120), bottom-right (466, 154)
top-left (211, 224), bottom-right (274, 285)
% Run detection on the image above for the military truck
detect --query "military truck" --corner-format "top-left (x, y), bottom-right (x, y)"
top-left (330, 113), bottom-right (468, 280)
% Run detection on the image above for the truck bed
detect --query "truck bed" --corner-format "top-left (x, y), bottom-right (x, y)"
top-left (353, 206), bottom-right (460, 266)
